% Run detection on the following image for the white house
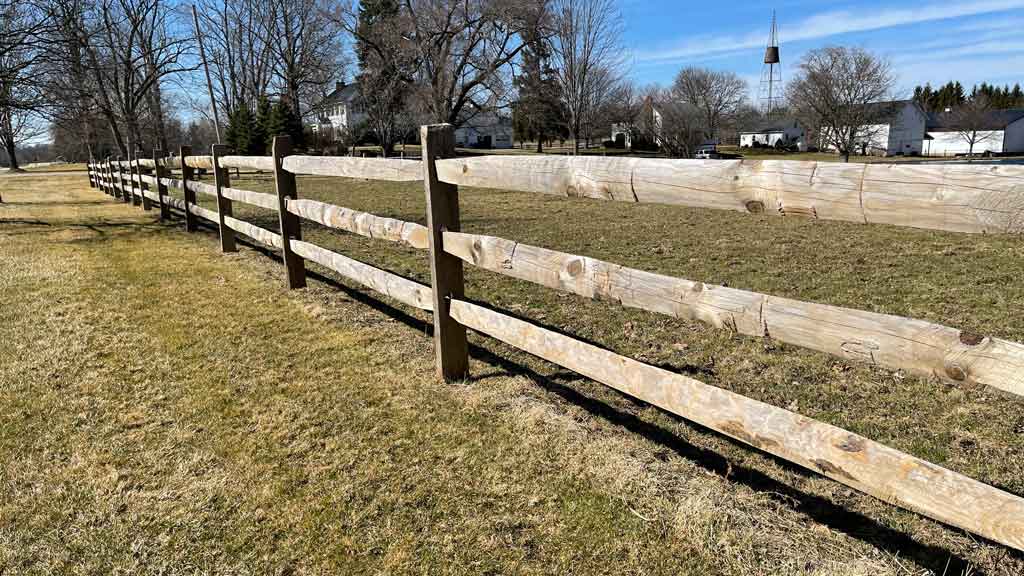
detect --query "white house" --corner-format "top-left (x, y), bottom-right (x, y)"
top-left (739, 118), bottom-right (805, 149)
top-left (308, 82), bottom-right (364, 139)
top-left (923, 109), bottom-right (1024, 156)
top-left (453, 113), bottom-right (513, 149)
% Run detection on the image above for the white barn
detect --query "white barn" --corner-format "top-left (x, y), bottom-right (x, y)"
top-left (739, 118), bottom-right (805, 149)
top-left (818, 100), bottom-right (927, 156)
top-left (453, 113), bottom-right (514, 149)
top-left (862, 100), bottom-right (928, 156)
top-left (924, 109), bottom-right (1024, 156)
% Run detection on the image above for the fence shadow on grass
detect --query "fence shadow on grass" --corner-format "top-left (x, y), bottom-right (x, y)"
top-left (200, 225), bottom-right (1004, 575)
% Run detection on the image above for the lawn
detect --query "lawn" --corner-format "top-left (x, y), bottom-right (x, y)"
top-left (2, 170), bottom-right (1023, 574)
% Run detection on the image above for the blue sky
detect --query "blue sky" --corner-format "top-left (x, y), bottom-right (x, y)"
top-left (621, 0), bottom-right (1024, 99)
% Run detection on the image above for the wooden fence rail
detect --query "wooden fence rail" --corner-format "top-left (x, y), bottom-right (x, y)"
top-left (434, 156), bottom-right (1024, 235)
top-left (85, 127), bottom-right (1024, 554)
top-left (441, 230), bottom-right (1024, 396)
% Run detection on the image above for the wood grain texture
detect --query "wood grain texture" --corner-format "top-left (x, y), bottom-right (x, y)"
top-left (183, 155), bottom-right (215, 169)
top-left (180, 146), bottom-right (197, 232)
top-left (223, 215), bottom-right (282, 247)
top-left (221, 187), bottom-right (279, 211)
top-left (286, 198), bottom-right (429, 249)
top-left (434, 156), bottom-right (1024, 234)
top-left (442, 231), bottom-right (1024, 397)
top-left (272, 136), bottom-right (306, 289)
top-left (153, 150), bottom-right (169, 221)
top-left (189, 203), bottom-right (219, 223)
top-left (421, 124), bottom-right (469, 381)
top-left (163, 196), bottom-right (186, 210)
top-left (159, 177), bottom-right (185, 190)
top-left (185, 179), bottom-right (219, 198)
top-left (282, 155), bottom-right (423, 181)
top-left (449, 298), bottom-right (1024, 552)
top-left (290, 239), bottom-right (433, 310)
top-left (219, 155), bottom-right (274, 171)
top-left (212, 144), bottom-right (237, 253)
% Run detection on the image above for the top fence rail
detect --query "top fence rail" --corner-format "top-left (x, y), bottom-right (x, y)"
top-left (434, 155), bottom-right (1024, 235)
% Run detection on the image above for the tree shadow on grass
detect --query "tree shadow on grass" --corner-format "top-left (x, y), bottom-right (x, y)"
top-left (211, 225), bottom-right (1017, 575)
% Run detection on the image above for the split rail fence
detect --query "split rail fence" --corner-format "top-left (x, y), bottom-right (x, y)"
top-left (87, 126), bottom-right (1024, 553)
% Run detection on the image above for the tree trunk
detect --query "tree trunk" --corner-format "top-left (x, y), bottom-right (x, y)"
top-left (536, 139), bottom-right (543, 154)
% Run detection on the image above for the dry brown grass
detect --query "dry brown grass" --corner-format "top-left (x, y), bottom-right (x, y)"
top-left (1, 172), bottom-right (1022, 575)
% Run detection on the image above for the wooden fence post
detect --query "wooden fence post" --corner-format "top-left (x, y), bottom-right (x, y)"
top-left (180, 145), bottom-right (197, 232)
top-left (129, 151), bottom-right (142, 207)
top-left (113, 156), bottom-right (121, 199)
top-left (211, 144), bottom-right (237, 252)
top-left (103, 158), bottom-right (111, 196)
top-left (139, 153), bottom-right (152, 211)
top-left (272, 135), bottom-right (306, 288)
top-left (118, 155), bottom-right (130, 202)
top-left (421, 124), bottom-right (469, 381)
top-left (107, 158), bottom-right (115, 197)
top-left (153, 149), bottom-right (168, 221)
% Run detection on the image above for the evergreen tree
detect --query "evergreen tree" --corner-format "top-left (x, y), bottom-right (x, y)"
top-left (264, 100), bottom-right (305, 150)
top-left (512, 25), bottom-right (562, 152)
top-left (251, 96), bottom-right (273, 155)
top-left (225, 106), bottom-right (254, 155)
top-left (263, 100), bottom-right (286, 149)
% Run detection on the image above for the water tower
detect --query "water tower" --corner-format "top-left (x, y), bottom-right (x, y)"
top-left (759, 11), bottom-right (782, 118)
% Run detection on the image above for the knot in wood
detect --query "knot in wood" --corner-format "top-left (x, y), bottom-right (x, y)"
top-left (566, 258), bottom-right (584, 278)
top-left (945, 363), bottom-right (968, 382)
top-left (959, 331), bottom-right (985, 346)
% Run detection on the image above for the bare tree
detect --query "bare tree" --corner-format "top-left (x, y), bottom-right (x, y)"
top-left (646, 88), bottom-right (704, 158)
top-left (80, 0), bottom-right (196, 155)
top-left (38, 0), bottom-right (110, 161)
top-left (403, 0), bottom-right (547, 126)
top-left (194, 0), bottom-right (276, 117)
top-left (671, 67), bottom-right (747, 141)
top-left (787, 46), bottom-right (895, 162)
top-left (944, 94), bottom-right (998, 157)
top-left (551, 0), bottom-right (622, 154)
top-left (0, 0), bottom-right (50, 172)
top-left (270, 0), bottom-right (345, 118)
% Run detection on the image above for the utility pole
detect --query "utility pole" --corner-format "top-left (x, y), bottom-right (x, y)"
top-left (192, 4), bottom-right (222, 143)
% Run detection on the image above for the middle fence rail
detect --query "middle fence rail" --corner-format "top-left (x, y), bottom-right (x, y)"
top-left (86, 125), bottom-right (1024, 553)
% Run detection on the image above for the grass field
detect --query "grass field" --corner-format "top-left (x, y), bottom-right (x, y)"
top-left (2, 171), bottom-right (1023, 574)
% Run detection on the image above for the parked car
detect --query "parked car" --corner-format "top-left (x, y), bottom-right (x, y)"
top-left (694, 145), bottom-right (719, 159)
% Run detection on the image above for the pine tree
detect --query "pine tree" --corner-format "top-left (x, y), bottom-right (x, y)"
top-left (264, 100), bottom-right (304, 149)
top-left (263, 100), bottom-right (286, 149)
top-left (225, 106), bottom-right (254, 155)
top-left (251, 96), bottom-right (273, 155)
top-left (512, 26), bottom-right (562, 152)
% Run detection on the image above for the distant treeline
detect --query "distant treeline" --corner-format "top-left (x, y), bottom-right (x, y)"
top-left (913, 81), bottom-right (1024, 111)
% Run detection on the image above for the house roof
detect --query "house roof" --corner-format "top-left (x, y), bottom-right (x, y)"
top-left (862, 99), bottom-right (916, 121)
top-left (926, 108), bottom-right (1024, 132)
top-left (322, 82), bottom-right (359, 105)
top-left (740, 117), bottom-right (800, 134)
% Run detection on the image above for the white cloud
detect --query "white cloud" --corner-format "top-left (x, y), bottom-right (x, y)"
top-left (636, 0), bottom-right (1024, 64)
